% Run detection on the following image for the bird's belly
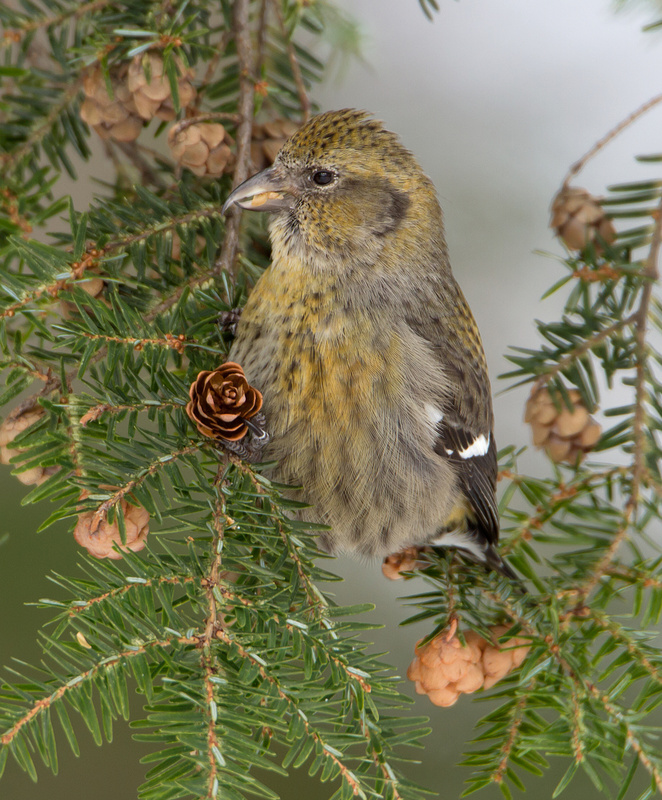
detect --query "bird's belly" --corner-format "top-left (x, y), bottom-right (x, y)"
top-left (231, 317), bottom-right (459, 557)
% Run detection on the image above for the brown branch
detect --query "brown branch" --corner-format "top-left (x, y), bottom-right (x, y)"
top-left (564, 92), bottom-right (662, 187)
top-left (491, 691), bottom-right (530, 784)
top-left (91, 444), bottom-right (200, 528)
top-left (255, 0), bottom-right (269, 77)
top-left (202, 470), bottom-right (227, 799)
top-left (1, 360), bottom-right (51, 383)
top-left (588, 611), bottom-right (662, 686)
top-left (0, 78), bottom-right (83, 175)
top-left (501, 467), bottom-right (628, 555)
top-left (171, 113), bottom-right (240, 134)
top-left (114, 141), bottom-right (168, 191)
top-left (270, 0), bottom-right (311, 122)
top-left (102, 207), bottom-right (224, 254)
top-left (1, 0), bottom-right (112, 41)
top-left (79, 399), bottom-right (182, 427)
top-left (68, 575), bottom-right (195, 615)
top-left (214, 0), bottom-right (255, 279)
top-left (576, 191), bottom-right (662, 598)
top-left (531, 313), bottom-right (638, 395)
top-left (0, 636), bottom-right (186, 746)
top-left (70, 329), bottom-right (192, 355)
top-left (569, 686), bottom-right (585, 764)
top-left (145, 269), bottom-right (216, 319)
top-left (214, 625), bottom-right (364, 795)
top-left (195, 30), bottom-right (233, 110)
top-left (586, 683), bottom-right (662, 793)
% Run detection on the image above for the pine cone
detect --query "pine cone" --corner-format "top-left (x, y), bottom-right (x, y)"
top-left (187, 362), bottom-right (263, 441)
top-left (551, 186), bottom-right (616, 252)
top-left (0, 406), bottom-right (58, 486)
top-left (73, 499), bottom-right (150, 559)
top-left (525, 387), bottom-right (602, 463)
top-left (251, 118), bottom-right (300, 172)
top-left (80, 64), bottom-right (143, 142)
top-left (168, 121), bottom-right (235, 177)
top-left (407, 625), bottom-right (529, 707)
top-left (127, 52), bottom-right (196, 122)
top-left (382, 546), bottom-right (427, 580)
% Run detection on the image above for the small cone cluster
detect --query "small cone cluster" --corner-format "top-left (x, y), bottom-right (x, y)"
top-left (80, 64), bottom-right (143, 142)
top-left (168, 121), bottom-right (234, 177)
top-left (251, 118), bottom-right (300, 171)
top-left (127, 52), bottom-right (195, 122)
top-left (551, 186), bottom-right (616, 252)
top-left (382, 546), bottom-right (427, 580)
top-left (74, 499), bottom-right (150, 559)
top-left (80, 55), bottom-right (195, 142)
top-left (0, 407), bottom-right (57, 486)
top-left (407, 625), bottom-right (529, 707)
top-left (525, 387), bottom-right (601, 463)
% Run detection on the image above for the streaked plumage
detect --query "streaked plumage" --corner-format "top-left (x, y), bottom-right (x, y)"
top-left (224, 109), bottom-right (514, 577)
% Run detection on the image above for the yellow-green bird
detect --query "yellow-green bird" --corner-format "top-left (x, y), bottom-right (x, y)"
top-left (224, 109), bottom-right (514, 578)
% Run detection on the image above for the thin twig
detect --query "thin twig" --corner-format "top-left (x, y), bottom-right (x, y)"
top-left (114, 141), bottom-right (168, 191)
top-left (576, 192), bottom-right (662, 598)
top-left (270, 0), bottom-right (311, 122)
top-left (0, 79), bottom-right (83, 175)
top-left (214, 625), bottom-right (365, 795)
top-left (194, 30), bottom-right (233, 110)
top-left (67, 575), bottom-right (195, 615)
top-left (1, 0), bottom-right (112, 40)
top-left (0, 636), bottom-right (185, 746)
top-left (564, 92), bottom-right (662, 187)
top-left (256, 0), bottom-right (269, 77)
top-left (91, 444), bottom-right (200, 528)
top-left (531, 313), bottom-right (638, 395)
top-left (202, 469), bottom-right (227, 799)
top-left (491, 691), bottom-right (530, 784)
top-left (214, 0), bottom-right (255, 278)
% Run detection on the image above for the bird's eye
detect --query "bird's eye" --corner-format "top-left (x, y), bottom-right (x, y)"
top-left (311, 170), bottom-right (335, 186)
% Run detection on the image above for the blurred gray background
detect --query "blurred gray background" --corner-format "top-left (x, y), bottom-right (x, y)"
top-left (2, 0), bottom-right (661, 797)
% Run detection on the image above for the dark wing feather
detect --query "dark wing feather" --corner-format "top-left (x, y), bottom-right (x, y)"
top-left (434, 423), bottom-right (499, 545)
top-left (405, 278), bottom-right (499, 546)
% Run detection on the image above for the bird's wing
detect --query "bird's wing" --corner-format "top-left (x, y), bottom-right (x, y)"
top-left (406, 283), bottom-right (499, 546)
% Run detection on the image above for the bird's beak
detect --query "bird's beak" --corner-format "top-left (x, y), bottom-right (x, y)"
top-left (222, 167), bottom-right (295, 215)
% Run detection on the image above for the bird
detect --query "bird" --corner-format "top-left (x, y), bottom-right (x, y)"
top-left (223, 109), bottom-right (515, 579)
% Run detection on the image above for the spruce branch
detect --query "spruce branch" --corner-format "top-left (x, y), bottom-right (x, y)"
top-left (0, 0), bottom-right (113, 40)
top-left (89, 444), bottom-right (201, 527)
top-left (270, 0), bottom-right (311, 122)
top-left (0, 78), bottom-right (83, 175)
top-left (0, 636), bottom-right (183, 748)
top-left (214, 0), bottom-right (255, 279)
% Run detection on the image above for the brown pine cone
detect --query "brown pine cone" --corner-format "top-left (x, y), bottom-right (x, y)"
top-left (127, 52), bottom-right (196, 122)
top-left (525, 387), bottom-right (602, 464)
top-left (73, 499), bottom-right (150, 559)
top-left (0, 406), bottom-right (58, 486)
top-left (550, 186), bottom-right (616, 252)
top-left (187, 362), bottom-right (263, 441)
top-left (382, 546), bottom-right (427, 580)
top-left (168, 121), bottom-right (235, 177)
top-left (80, 64), bottom-right (143, 142)
top-left (407, 625), bottom-right (530, 707)
top-left (251, 118), bottom-right (300, 172)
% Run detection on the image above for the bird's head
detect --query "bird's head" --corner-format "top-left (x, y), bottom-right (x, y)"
top-left (223, 109), bottom-right (443, 266)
